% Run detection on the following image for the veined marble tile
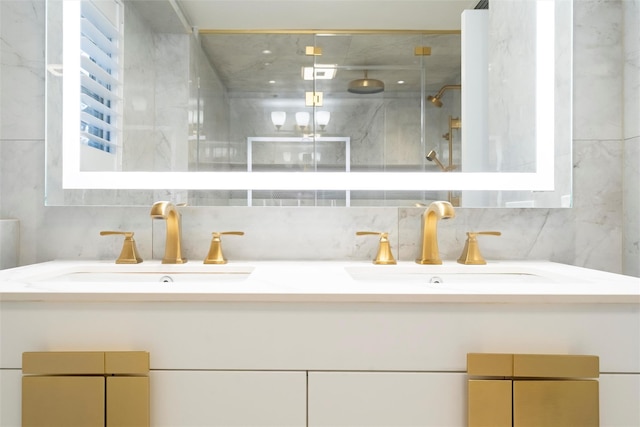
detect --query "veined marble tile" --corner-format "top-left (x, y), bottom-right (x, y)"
top-left (39, 206), bottom-right (153, 262)
top-left (0, 219), bottom-right (19, 269)
top-left (623, 136), bottom-right (640, 276)
top-left (624, 0), bottom-right (640, 139)
top-left (398, 206), bottom-right (575, 265)
top-left (0, 139), bottom-right (44, 266)
top-left (573, 0), bottom-right (624, 141)
top-left (0, 0), bottom-right (46, 141)
top-left (572, 139), bottom-right (623, 223)
top-left (153, 207), bottom-right (399, 262)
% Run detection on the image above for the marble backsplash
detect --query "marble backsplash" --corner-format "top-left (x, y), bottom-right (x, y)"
top-left (0, 0), bottom-right (638, 276)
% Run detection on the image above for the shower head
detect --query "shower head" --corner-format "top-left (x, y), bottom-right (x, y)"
top-left (426, 150), bottom-right (447, 172)
top-left (426, 84), bottom-right (461, 108)
top-left (427, 95), bottom-right (443, 108)
top-left (348, 71), bottom-right (384, 94)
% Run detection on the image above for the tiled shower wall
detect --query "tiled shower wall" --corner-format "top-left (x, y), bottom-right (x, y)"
top-left (0, 0), bottom-right (638, 276)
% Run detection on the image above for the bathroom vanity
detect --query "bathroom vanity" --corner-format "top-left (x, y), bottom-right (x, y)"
top-left (1, 260), bottom-right (638, 426)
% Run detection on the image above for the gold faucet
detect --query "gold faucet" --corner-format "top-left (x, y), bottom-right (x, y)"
top-left (457, 231), bottom-right (501, 265)
top-left (356, 231), bottom-right (397, 265)
top-left (204, 231), bottom-right (245, 264)
top-left (150, 201), bottom-right (187, 264)
top-left (99, 231), bottom-right (143, 264)
top-left (416, 201), bottom-right (455, 265)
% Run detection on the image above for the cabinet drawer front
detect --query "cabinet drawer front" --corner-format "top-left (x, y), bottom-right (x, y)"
top-left (308, 372), bottom-right (466, 427)
top-left (22, 376), bottom-right (105, 427)
top-left (22, 352), bottom-right (104, 375)
top-left (513, 380), bottom-right (599, 427)
top-left (468, 380), bottom-right (512, 427)
top-left (107, 376), bottom-right (150, 427)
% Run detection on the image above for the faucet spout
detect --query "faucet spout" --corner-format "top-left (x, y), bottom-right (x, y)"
top-left (150, 201), bottom-right (187, 264)
top-left (416, 201), bottom-right (455, 265)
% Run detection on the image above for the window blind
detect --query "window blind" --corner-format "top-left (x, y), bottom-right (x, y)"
top-left (79, 0), bottom-right (121, 154)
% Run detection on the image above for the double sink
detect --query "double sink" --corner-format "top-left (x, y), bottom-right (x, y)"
top-left (2, 260), bottom-right (636, 304)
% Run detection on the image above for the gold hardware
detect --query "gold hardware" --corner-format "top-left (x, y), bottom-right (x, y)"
top-left (467, 353), bottom-right (599, 378)
top-left (305, 46), bottom-right (322, 56)
top-left (467, 353), bottom-right (600, 427)
top-left (150, 201), bottom-right (187, 264)
top-left (457, 231), bottom-right (501, 265)
top-left (416, 201), bottom-right (455, 264)
top-left (356, 231), bottom-right (397, 265)
top-left (100, 231), bottom-right (143, 264)
top-left (414, 46), bottom-right (432, 56)
top-left (512, 353), bottom-right (599, 379)
top-left (467, 352), bottom-right (514, 377)
top-left (513, 380), bottom-right (599, 427)
top-left (23, 351), bottom-right (150, 375)
top-left (468, 380), bottom-right (512, 427)
top-left (204, 231), bottom-right (245, 264)
top-left (306, 91), bottom-right (323, 106)
top-left (22, 351), bottom-right (150, 427)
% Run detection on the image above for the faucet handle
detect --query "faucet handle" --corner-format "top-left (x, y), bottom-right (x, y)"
top-left (356, 231), bottom-right (397, 265)
top-left (204, 231), bottom-right (245, 264)
top-left (457, 231), bottom-right (501, 265)
top-left (100, 231), bottom-right (143, 264)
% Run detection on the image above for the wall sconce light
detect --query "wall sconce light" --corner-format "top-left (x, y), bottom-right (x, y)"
top-left (271, 111), bottom-right (286, 130)
top-left (295, 112), bottom-right (310, 131)
top-left (315, 110), bottom-right (330, 130)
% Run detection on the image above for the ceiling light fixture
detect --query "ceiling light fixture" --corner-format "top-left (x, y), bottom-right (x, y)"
top-left (302, 65), bottom-right (337, 81)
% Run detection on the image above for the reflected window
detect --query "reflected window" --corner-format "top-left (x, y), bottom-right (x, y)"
top-left (78, 0), bottom-right (122, 155)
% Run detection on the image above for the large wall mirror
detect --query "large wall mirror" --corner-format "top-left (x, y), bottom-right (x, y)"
top-left (45, 0), bottom-right (572, 208)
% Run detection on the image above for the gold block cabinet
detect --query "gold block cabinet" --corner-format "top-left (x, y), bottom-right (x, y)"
top-left (22, 351), bottom-right (149, 427)
top-left (467, 353), bottom-right (599, 427)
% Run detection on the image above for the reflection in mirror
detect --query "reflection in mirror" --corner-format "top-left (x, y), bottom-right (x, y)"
top-left (45, 0), bottom-right (572, 208)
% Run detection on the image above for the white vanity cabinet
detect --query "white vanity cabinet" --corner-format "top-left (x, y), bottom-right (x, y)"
top-left (151, 370), bottom-right (307, 426)
top-left (0, 261), bottom-right (638, 427)
top-left (308, 371), bottom-right (467, 427)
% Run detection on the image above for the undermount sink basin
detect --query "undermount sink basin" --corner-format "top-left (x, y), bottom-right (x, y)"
top-left (26, 264), bottom-right (254, 284)
top-left (344, 264), bottom-right (564, 286)
top-left (49, 270), bottom-right (252, 283)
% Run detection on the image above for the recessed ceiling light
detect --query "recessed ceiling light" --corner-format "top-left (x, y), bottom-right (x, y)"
top-left (262, 49), bottom-right (272, 55)
top-left (397, 80), bottom-right (405, 84)
top-left (302, 65), bottom-right (337, 80)
top-left (268, 80), bottom-right (276, 84)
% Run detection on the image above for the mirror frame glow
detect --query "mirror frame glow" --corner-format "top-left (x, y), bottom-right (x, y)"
top-left (61, 1), bottom-right (555, 193)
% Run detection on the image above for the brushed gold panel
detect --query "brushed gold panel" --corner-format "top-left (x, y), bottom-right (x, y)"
top-left (107, 377), bottom-right (150, 427)
top-left (22, 376), bottom-right (105, 427)
top-left (105, 351), bottom-right (149, 375)
top-left (513, 380), bottom-right (599, 427)
top-left (305, 46), bottom-right (322, 55)
top-left (467, 353), bottom-right (513, 377)
top-left (513, 354), bottom-right (599, 378)
top-left (468, 380), bottom-right (512, 427)
top-left (22, 351), bottom-right (104, 375)
top-left (305, 91), bottom-right (323, 107)
top-left (414, 46), bottom-right (432, 56)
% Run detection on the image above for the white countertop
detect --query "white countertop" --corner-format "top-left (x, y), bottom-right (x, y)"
top-left (0, 260), bottom-right (638, 303)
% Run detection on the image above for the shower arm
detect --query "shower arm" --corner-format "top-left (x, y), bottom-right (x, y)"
top-left (433, 84), bottom-right (461, 100)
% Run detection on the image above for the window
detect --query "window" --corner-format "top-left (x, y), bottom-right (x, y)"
top-left (78, 0), bottom-right (122, 155)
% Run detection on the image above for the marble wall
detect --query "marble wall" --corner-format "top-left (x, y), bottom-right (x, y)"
top-left (0, 0), bottom-right (638, 276)
top-left (624, 0), bottom-right (640, 277)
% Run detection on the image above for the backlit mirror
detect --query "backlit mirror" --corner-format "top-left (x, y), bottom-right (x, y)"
top-left (45, 0), bottom-right (572, 208)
